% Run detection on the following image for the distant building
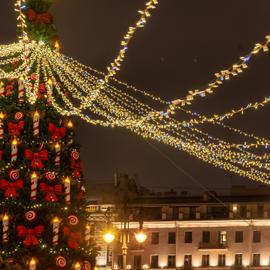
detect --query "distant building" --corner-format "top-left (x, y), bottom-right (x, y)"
top-left (88, 175), bottom-right (270, 270)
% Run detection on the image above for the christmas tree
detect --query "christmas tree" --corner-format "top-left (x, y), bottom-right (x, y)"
top-left (0, 1), bottom-right (97, 269)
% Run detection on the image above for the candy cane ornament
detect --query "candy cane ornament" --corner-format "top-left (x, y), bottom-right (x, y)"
top-left (0, 112), bottom-right (4, 140)
top-left (55, 143), bottom-right (61, 166)
top-left (33, 111), bottom-right (40, 137)
top-left (18, 76), bottom-right (25, 103)
top-left (64, 177), bottom-right (71, 204)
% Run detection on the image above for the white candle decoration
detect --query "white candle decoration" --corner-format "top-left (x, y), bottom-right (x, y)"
top-left (0, 81), bottom-right (4, 96)
top-left (33, 111), bottom-right (40, 137)
top-left (85, 224), bottom-right (91, 245)
top-left (64, 177), bottom-right (71, 204)
top-left (55, 143), bottom-right (61, 166)
top-left (75, 262), bottom-right (81, 270)
top-left (0, 113), bottom-right (4, 140)
top-left (31, 172), bottom-right (38, 201)
top-left (67, 120), bottom-right (74, 145)
top-left (52, 217), bottom-right (60, 246)
top-left (2, 214), bottom-right (9, 243)
top-left (11, 138), bottom-right (18, 162)
top-left (47, 79), bottom-right (53, 105)
top-left (29, 258), bottom-right (36, 270)
top-left (18, 76), bottom-right (25, 103)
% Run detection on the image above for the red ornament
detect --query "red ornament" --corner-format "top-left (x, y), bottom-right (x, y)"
top-left (71, 149), bottom-right (80, 160)
top-left (39, 183), bottom-right (62, 202)
top-left (25, 210), bottom-right (37, 222)
top-left (63, 226), bottom-right (82, 249)
top-left (82, 261), bottom-right (91, 270)
top-left (8, 121), bottom-right (24, 136)
top-left (45, 171), bottom-right (56, 181)
top-left (24, 149), bottom-right (49, 169)
top-left (28, 9), bottom-right (52, 24)
top-left (0, 179), bottom-right (23, 197)
top-left (30, 73), bottom-right (38, 81)
top-left (9, 169), bottom-right (19, 180)
top-left (17, 225), bottom-right (44, 247)
top-left (48, 123), bottom-right (66, 140)
top-left (55, 256), bottom-right (67, 268)
top-left (68, 215), bottom-right (79, 226)
top-left (14, 112), bottom-right (24, 121)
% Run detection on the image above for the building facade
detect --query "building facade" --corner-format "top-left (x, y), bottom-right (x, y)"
top-left (88, 177), bottom-right (270, 270)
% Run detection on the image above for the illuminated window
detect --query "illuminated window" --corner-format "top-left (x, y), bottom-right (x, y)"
top-left (184, 255), bottom-right (192, 270)
top-left (219, 231), bottom-right (227, 246)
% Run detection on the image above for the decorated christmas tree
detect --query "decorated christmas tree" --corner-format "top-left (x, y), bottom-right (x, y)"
top-left (0, 0), bottom-right (97, 269)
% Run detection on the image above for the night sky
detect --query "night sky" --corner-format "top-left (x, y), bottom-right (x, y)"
top-left (1, 0), bottom-right (270, 192)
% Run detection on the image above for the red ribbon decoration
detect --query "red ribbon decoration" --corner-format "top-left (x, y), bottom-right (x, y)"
top-left (28, 9), bottom-right (52, 24)
top-left (24, 149), bottom-right (49, 169)
top-left (40, 183), bottom-right (62, 202)
top-left (48, 123), bottom-right (66, 140)
top-left (8, 121), bottom-right (24, 137)
top-left (63, 227), bottom-right (82, 249)
top-left (0, 179), bottom-right (23, 197)
top-left (17, 225), bottom-right (44, 247)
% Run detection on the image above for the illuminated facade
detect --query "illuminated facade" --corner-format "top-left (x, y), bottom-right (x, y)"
top-left (110, 186), bottom-right (270, 270)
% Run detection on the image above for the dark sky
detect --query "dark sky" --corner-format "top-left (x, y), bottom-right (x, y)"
top-left (1, 0), bottom-right (270, 191)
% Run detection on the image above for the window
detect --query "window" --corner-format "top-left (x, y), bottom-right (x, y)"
top-left (240, 205), bottom-right (247, 218)
top-left (202, 231), bottom-right (210, 243)
top-left (202, 255), bottom-right (209, 267)
top-left (184, 255), bottom-right (192, 270)
top-left (235, 231), bottom-right (243, 243)
top-left (134, 256), bottom-right (142, 270)
top-left (253, 231), bottom-right (261, 243)
top-left (185, 232), bottom-right (192, 243)
top-left (219, 231), bottom-right (227, 246)
top-left (258, 205), bottom-right (264, 218)
top-left (151, 232), bottom-right (159, 244)
top-left (168, 232), bottom-right (176, 244)
top-left (218, 254), bottom-right (226, 267)
top-left (252, 254), bottom-right (260, 266)
top-left (235, 254), bottom-right (242, 266)
top-left (168, 255), bottom-right (176, 268)
top-left (150, 255), bottom-right (159, 268)
top-left (118, 255), bottom-right (123, 269)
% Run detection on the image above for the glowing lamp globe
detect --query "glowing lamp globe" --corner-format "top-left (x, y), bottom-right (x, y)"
top-left (103, 231), bottom-right (115, 243)
top-left (135, 230), bottom-right (147, 243)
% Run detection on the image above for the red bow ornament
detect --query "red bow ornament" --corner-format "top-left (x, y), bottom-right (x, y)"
top-left (63, 227), bottom-right (82, 249)
top-left (71, 158), bottom-right (83, 177)
top-left (48, 123), bottom-right (66, 140)
top-left (17, 225), bottom-right (44, 247)
top-left (24, 149), bottom-right (49, 169)
top-left (40, 183), bottom-right (62, 202)
top-left (0, 179), bottom-right (23, 197)
top-left (8, 121), bottom-right (24, 137)
top-left (28, 9), bottom-right (52, 24)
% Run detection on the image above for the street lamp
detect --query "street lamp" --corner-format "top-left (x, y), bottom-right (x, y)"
top-left (103, 211), bottom-right (147, 270)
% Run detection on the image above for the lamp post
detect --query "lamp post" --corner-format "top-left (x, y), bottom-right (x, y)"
top-left (103, 208), bottom-right (147, 270)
